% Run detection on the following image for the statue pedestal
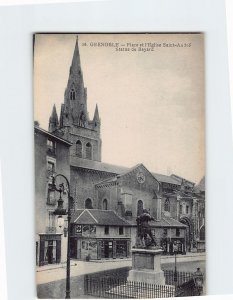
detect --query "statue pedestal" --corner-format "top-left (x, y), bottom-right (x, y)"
top-left (127, 248), bottom-right (165, 285)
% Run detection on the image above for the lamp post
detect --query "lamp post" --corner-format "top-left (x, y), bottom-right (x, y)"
top-left (52, 174), bottom-right (71, 299)
top-left (173, 240), bottom-right (178, 292)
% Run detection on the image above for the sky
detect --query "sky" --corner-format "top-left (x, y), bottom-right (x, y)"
top-left (34, 33), bottom-right (205, 183)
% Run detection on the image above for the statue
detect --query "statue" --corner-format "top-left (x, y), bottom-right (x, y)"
top-left (135, 209), bottom-right (157, 249)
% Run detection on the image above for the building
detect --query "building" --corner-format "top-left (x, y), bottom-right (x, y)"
top-left (45, 36), bottom-right (205, 260)
top-left (70, 209), bottom-right (131, 260)
top-left (35, 125), bottom-right (72, 266)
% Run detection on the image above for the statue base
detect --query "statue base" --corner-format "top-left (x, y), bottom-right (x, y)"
top-left (127, 248), bottom-right (165, 285)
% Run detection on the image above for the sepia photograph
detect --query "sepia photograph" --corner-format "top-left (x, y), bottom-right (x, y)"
top-left (34, 33), bottom-right (205, 298)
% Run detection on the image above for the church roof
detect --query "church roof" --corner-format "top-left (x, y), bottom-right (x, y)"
top-left (71, 209), bottom-right (131, 226)
top-left (152, 173), bottom-right (181, 185)
top-left (95, 164), bottom-right (161, 189)
top-left (71, 157), bottom-right (193, 187)
top-left (70, 157), bottom-right (129, 174)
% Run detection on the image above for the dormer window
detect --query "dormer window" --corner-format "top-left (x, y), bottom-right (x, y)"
top-left (70, 88), bottom-right (75, 100)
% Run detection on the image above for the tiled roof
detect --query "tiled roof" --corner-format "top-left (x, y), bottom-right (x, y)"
top-left (161, 216), bottom-right (188, 228)
top-left (152, 173), bottom-right (181, 185)
top-left (70, 157), bottom-right (129, 174)
top-left (71, 209), bottom-right (131, 226)
top-left (121, 216), bottom-right (187, 228)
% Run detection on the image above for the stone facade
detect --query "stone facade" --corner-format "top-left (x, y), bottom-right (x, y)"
top-left (48, 38), bottom-right (101, 163)
top-left (35, 126), bottom-right (72, 266)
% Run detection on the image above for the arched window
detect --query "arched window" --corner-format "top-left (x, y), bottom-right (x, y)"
top-left (70, 88), bottom-right (75, 100)
top-left (103, 199), bottom-right (108, 210)
top-left (137, 200), bottom-right (143, 216)
top-left (85, 198), bottom-right (93, 209)
top-left (86, 142), bottom-right (92, 160)
top-left (164, 198), bottom-right (170, 212)
top-left (76, 140), bottom-right (82, 158)
top-left (200, 226), bottom-right (205, 241)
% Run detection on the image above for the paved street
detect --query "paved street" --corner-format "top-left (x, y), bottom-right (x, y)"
top-left (37, 253), bottom-right (205, 298)
top-left (37, 252), bottom-right (205, 285)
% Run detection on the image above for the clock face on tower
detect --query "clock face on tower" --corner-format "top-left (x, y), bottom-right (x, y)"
top-left (136, 171), bottom-right (146, 184)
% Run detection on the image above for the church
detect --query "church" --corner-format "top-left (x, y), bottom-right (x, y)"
top-left (45, 37), bottom-right (205, 261)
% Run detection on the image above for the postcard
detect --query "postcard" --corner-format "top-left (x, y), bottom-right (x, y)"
top-left (34, 33), bottom-right (205, 298)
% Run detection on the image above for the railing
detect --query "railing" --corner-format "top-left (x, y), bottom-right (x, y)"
top-left (84, 276), bottom-right (175, 298)
top-left (84, 269), bottom-right (200, 298)
top-left (163, 270), bottom-right (193, 286)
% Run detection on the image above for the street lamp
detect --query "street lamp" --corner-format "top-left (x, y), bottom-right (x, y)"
top-left (52, 174), bottom-right (72, 299)
top-left (173, 240), bottom-right (179, 291)
top-left (193, 267), bottom-right (204, 295)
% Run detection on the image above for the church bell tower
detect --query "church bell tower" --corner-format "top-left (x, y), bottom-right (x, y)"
top-left (48, 36), bottom-right (102, 162)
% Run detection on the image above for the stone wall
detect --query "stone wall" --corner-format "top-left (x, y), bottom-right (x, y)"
top-left (70, 167), bottom-right (115, 210)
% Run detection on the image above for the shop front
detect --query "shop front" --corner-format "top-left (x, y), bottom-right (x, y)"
top-left (38, 233), bottom-right (62, 266)
top-left (71, 237), bottom-right (131, 260)
top-left (99, 239), bottom-right (130, 259)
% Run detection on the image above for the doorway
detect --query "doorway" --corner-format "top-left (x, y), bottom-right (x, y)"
top-left (47, 240), bottom-right (56, 264)
top-left (101, 241), bottom-right (113, 259)
top-left (180, 217), bottom-right (192, 252)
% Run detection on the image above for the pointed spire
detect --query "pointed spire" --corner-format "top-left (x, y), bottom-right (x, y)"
top-left (49, 104), bottom-right (59, 132)
top-left (93, 104), bottom-right (100, 123)
top-left (52, 104), bottom-right (58, 122)
top-left (59, 104), bottom-right (64, 128)
top-left (70, 36), bottom-right (82, 76)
